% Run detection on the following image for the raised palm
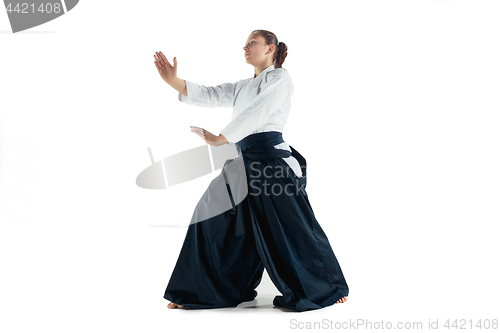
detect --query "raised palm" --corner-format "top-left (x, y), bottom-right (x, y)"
top-left (154, 51), bottom-right (177, 85)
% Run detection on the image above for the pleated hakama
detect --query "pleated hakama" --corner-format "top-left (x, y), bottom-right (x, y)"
top-left (164, 131), bottom-right (349, 312)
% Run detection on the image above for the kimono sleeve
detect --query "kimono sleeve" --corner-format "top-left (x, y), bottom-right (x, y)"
top-left (178, 80), bottom-right (237, 108)
top-left (219, 73), bottom-right (291, 143)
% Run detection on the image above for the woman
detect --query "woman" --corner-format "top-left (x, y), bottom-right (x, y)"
top-left (154, 29), bottom-right (349, 312)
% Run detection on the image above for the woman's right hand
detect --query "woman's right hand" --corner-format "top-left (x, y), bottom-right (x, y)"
top-left (154, 51), bottom-right (177, 85)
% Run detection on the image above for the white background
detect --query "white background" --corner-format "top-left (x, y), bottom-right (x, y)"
top-left (1, 0), bottom-right (499, 332)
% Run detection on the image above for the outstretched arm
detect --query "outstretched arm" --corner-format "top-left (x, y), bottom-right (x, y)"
top-left (178, 81), bottom-right (236, 108)
top-left (154, 51), bottom-right (236, 107)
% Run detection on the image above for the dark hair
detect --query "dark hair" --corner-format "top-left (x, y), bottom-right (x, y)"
top-left (252, 29), bottom-right (288, 69)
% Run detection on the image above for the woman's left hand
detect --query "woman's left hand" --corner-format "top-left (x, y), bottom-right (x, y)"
top-left (190, 126), bottom-right (228, 146)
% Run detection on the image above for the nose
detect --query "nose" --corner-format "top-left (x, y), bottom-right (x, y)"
top-left (243, 43), bottom-right (249, 51)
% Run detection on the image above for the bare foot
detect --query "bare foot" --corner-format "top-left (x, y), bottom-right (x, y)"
top-left (167, 302), bottom-right (189, 309)
top-left (335, 296), bottom-right (348, 304)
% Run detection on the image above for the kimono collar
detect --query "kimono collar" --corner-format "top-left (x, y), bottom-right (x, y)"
top-left (254, 64), bottom-right (275, 79)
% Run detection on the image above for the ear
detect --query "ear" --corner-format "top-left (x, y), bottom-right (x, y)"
top-left (267, 44), bottom-right (275, 55)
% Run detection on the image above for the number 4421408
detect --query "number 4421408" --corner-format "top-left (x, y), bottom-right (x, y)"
top-left (444, 319), bottom-right (498, 330)
top-left (5, 2), bottom-right (63, 14)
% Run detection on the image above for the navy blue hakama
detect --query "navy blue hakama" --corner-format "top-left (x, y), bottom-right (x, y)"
top-left (164, 131), bottom-right (349, 312)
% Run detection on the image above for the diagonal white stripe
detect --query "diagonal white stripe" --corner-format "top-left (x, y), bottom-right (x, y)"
top-left (60, 0), bottom-right (68, 13)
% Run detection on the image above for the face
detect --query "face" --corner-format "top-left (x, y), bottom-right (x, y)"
top-left (243, 33), bottom-right (274, 65)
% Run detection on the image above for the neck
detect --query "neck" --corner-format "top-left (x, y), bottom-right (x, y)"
top-left (254, 62), bottom-right (274, 78)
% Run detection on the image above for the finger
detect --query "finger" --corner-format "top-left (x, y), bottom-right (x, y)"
top-left (192, 131), bottom-right (207, 141)
top-left (191, 129), bottom-right (205, 136)
top-left (155, 52), bottom-right (164, 67)
top-left (154, 60), bottom-right (164, 72)
top-left (190, 126), bottom-right (206, 135)
top-left (160, 51), bottom-right (169, 62)
top-left (154, 55), bottom-right (164, 69)
top-left (173, 56), bottom-right (177, 69)
top-left (158, 51), bottom-right (171, 68)
top-left (191, 130), bottom-right (206, 139)
top-left (155, 53), bottom-right (166, 67)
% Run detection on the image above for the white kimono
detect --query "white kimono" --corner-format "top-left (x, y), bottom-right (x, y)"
top-left (178, 64), bottom-right (302, 178)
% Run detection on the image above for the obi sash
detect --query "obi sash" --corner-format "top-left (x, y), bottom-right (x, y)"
top-left (235, 131), bottom-right (292, 160)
